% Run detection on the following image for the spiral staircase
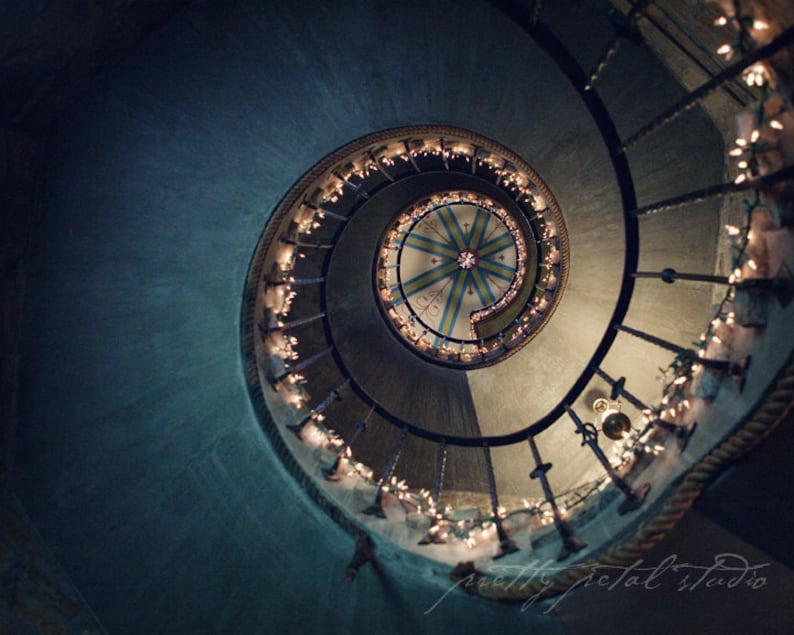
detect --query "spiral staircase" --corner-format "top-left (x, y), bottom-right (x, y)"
top-left (2, 1), bottom-right (793, 633)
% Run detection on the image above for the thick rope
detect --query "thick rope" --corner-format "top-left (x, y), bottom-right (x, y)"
top-left (450, 352), bottom-right (794, 601)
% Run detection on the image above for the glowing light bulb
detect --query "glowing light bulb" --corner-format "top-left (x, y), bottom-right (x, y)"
top-left (738, 160), bottom-right (748, 169)
top-left (744, 64), bottom-right (767, 87)
top-left (717, 43), bottom-right (732, 55)
top-left (770, 119), bottom-right (783, 130)
top-left (729, 147), bottom-right (743, 156)
top-left (750, 129), bottom-right (760, 143)
top-left (753, 19), bottom-right (769, 30)
top-left (734, 173), bottom-right (747, 184)
top-left (735, 137), bottom-right (748, 147)
top-left (714, 16), bottom-right (728, 26)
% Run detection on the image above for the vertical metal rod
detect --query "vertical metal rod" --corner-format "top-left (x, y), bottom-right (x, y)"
top-left (592, 367), bottom-right (646, 412)
top-left (615, 324), bottom-right (746, 375)
top-left (631, 165), bottom-right (794, 217)
top-left (362, 428), bottom-right (407, 518)
top-left (565, 405), bottom-right (650, 515)
top-left (404, 141), bottom-right (421, 173)
top-left (732, 0), bottom-right (754, 55)
top-left (318, 206), bottom-right (349, 222)
top-left (632, 269), bottom-right (730, 284)
top-left (633, 268), bottom-right (792, 300)
top-left (615, 323), bottom-right (682, 354)
top-left (275, 312), bottom-right (326, 331)
top-left (585, 0), bottom-right (653, 90)
top-left (333, 171), bottom-right (370, 199)
top-left (286, 379), bottom-right (349, 438)
top-left (431, 441), bottom-right (447, 513)
top-left (271, 346), bottom-right (334, 384)
top-left (280, 236), bottom-right (334, 249)
top-left (281, 276), bottom-right (326, 287)
top-left (323, 418), bottom-right (368, 481)
top-left (418, 441), bottom-right (448, 545)
top-left (528, 436), bottom-right (587, 560)
top-left (483, 444), bottom-right (519, 558)
top-left (470, 146), bottom-right (479, 174)
top-left (621, 24), bottom-right (794, 152)
top-left (303, 202), bottom-right (349, 222)
top-left (585, 32), bottom-right (622, 90)
top-left (495, 159), bottom-right (509, 184)
top-left (368, 150), bottom-right (395, 182)
top-left (439, 139), bottom-right (450, 171)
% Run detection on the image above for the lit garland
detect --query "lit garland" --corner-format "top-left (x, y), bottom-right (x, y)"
top-left (608, 425), bottom-right (666, 470)
top-left (647, 0), bottom-right (788, 428)
top-left (254, 131), bottom-right (576, 552)
top-left (280, 401), bottom-right (615, 551)
top-left (560, 0), bottom-right (793, 477)
top-left (713, 6), bottom-right (768, 61)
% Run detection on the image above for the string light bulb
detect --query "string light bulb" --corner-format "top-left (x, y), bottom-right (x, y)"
top-left (744, 64), bottom-right (768, 87)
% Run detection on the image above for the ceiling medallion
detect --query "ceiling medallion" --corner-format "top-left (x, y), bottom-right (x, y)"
top-left (376, 192), bottom-right (531, 363)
